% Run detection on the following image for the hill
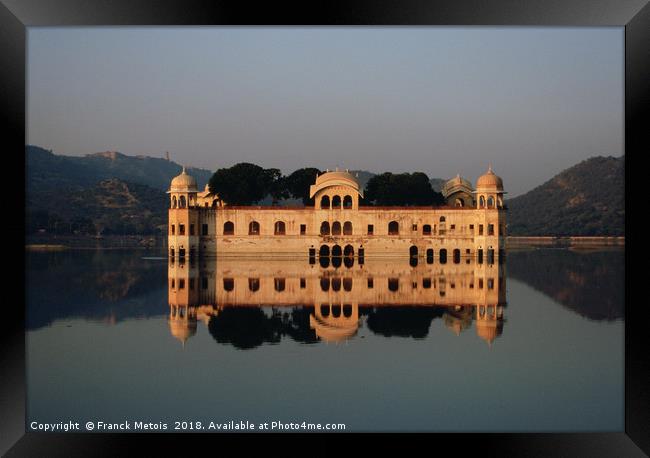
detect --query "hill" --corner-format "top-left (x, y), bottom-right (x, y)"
top-left (26, 145), bottom-right (215, 235)
top-left (27, 145), bottom-right (212, 191)
top-left (27, 178), bottom-right (168, 235)
top-left (506, 156), bottom-right (624, 236)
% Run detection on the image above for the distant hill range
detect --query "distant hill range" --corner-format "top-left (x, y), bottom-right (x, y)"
top-left (26, 145), bottom-right (624, 237)
top-left (26, 145), bottom-right (208, 235)
top-left (506, 156), bottom-right (624, 236)
top-left (27, 145), bottom-right (212, 191)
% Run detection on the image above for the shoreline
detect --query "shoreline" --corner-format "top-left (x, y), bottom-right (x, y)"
top-left (25, 235), bottom-right (624, 251)
top-left (506, 236), bottom-right (624, 249)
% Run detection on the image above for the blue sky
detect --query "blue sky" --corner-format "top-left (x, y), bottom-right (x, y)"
top-left (27, 27), bottom-right (623, 196)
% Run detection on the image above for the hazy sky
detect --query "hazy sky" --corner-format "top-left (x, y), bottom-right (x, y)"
top-left (27, 27), bottom-right (623, 197)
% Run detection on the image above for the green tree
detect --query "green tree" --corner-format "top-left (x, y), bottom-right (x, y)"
top-left (365, 172), bottom-right (444, 206)
top-left (284, 168), bottom-right (322, 205)
top-left (208, 163), bottom-right (272, 205)
top-left (264, 168), bottom-right (290, 205)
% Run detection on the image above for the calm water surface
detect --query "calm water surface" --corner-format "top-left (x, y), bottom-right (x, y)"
top-left (26, 248), bottom-right (624, 432)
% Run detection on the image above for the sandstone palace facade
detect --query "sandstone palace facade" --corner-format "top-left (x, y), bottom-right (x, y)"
top-left (167, 166), bottom-right (506, 261)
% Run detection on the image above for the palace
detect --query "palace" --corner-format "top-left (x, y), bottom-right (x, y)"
top-left (167, 166), bottom-right (506, 260)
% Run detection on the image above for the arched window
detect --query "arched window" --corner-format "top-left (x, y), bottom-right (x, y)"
top-left (426, 249), bottom-right (434, 264)
top-left (274, 221), bottom-right (286, 235)
top-left (388, 278), bottom-right (399, 292)
top-left (439, 249), bottom-right (447, 264)
top-left (438, 216), bottom-right (446, 235)
top-left (332, 278), bottom-right (341, 292)
top-left (343, 304), bottom-right (352, 317)
top-left (172, 196), bottom-right (177, 208)
top-left (332, 195), bottom-right (341, 208)
top-left (487, 196), bottom-right (495, 208)
top-left (223, 278), bottom-right (234, 291)
top-left (320, 195), bottom-right (330, 209)
top-left (274, 278), bottom-right (285, 292)
top-left (332, 221), bottom-right (341, 235)
top-left (332, 305), bottom-right (341, 318)
top-left (223, 221), bottom-right (234, 235)
top-left (248, 221), bottom-right (260, 235)
top-left (179, 195), bottom-right (187, 208)
top-left (343, 221), bottom-right (352, 235)
top-left (320, 221), bottom-right (330, 235)
top-left (453, 249), bottom-right (461, 264)
top-left (320, 304), bottom-right (330, 317)
top-left (455, 198), bottom-right (464, 207)
top-left (343, 195), bottom-right (353, 208)
top-left (423, 224), bottom-right (432, 235)
top-left (388, 221), bottom-right (399, 235)
top-left (248, 278), bottom-right (260, 291)
top-left (343, 278), bottom-right (352, 291)
top-left (479, 196), bottom-right (485, 208)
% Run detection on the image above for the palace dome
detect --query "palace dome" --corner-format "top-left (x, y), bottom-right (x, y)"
top-left (476, 166), bottom-right (503, 191)
top-left (169, 166), bottom-right (198, 192)
top-left (309, 169), bottom-right (363, 198)
top-left (441, 174), bottom-right (474, 198)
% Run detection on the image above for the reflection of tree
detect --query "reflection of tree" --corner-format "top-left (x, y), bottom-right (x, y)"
top-left (507, 249), bottom-right (624, 321)
top-left (279, 307), bottom-right (319, 344)
top-left (364, 306), bottom-right (444, 339)
top-left (208, 307), bottom-right (284, 349)
top-left (207, 306), bottom-right (320, 349)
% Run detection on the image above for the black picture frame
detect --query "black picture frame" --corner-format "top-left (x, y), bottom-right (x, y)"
top-left (2, 0), bottom-right (646, 455)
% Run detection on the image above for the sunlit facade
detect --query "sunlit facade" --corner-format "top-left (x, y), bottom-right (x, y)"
top-left (168, 166), bottom-right (506, 260)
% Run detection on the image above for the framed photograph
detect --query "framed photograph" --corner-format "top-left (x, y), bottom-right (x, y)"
top-left (2, 0), bottom-right (646, 454)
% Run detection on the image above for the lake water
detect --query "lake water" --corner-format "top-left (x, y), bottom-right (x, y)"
top-left (26, 248), bottom-right (624, 432)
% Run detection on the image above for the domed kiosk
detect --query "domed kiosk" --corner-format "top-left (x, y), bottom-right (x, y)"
top-left (309, 169), bottom-right (363, 210)
top-left (475, 165), bottom-right (505, 209)
top-left (442, 174), bottom-right (475, 208)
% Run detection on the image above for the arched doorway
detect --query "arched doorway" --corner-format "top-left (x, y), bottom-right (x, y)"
top-left (319, 245), bottom-right (330, 257)
top-left (332, 245), bottom-right (342, 257)
top-left (409, 245), bottom-right (418, 267)
top-left (344, 245), bottom-right (354, 258)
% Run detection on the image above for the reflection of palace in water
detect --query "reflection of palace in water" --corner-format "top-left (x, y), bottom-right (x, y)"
top-left (168, 258), bottom-right (506, 348)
